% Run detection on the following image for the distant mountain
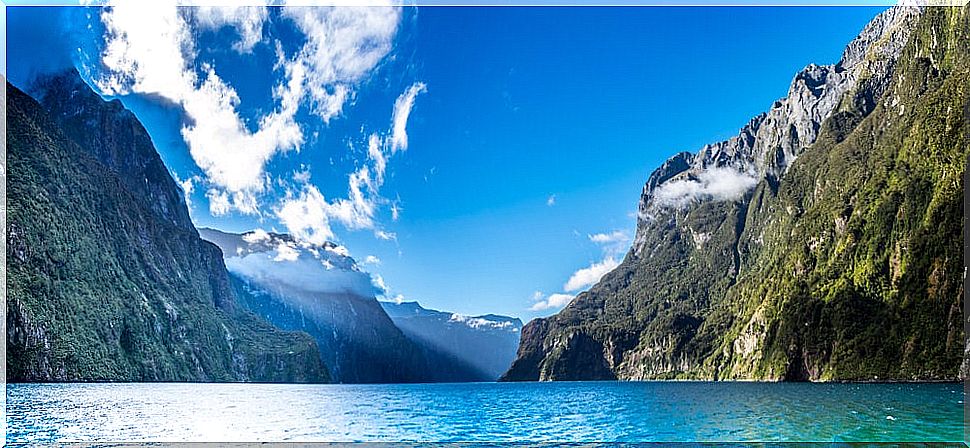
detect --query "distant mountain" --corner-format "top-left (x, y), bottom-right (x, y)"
top-left (380, 301), bottom-right (522, 380)
top-left (504, 6), bottom-right (969, 382)
top-left (200, 228), bottom-right (488, 383)
top-left (6, 71), bottom-right (327, 382)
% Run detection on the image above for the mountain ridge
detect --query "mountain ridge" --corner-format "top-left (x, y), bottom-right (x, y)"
top-left (504, 5), bottom-right (969, 382)
top-left (200, 227), bottom-right (502, 382)
top-left (6, 73), bottom-right (328, 383)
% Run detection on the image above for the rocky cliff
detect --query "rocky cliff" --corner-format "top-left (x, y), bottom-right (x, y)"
top-left (6, 72), bottom-right (328, 382)
top-left (504, 5), bottom-right (969, 382)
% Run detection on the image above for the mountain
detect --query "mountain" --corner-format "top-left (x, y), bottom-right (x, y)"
top-left (380, 301), bottom-right (522, 380)
top-left (200, 228), bottom-right (488, 383)
top-left (6, 71), bottom-right (328, 382)
top-left (504, 6), bottom-right (969, 382)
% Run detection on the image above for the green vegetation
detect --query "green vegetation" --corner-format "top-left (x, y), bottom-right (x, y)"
top-left (6, 82), bottom-right (328, 382)
top-left (504, 6), bottom-right (969, 382)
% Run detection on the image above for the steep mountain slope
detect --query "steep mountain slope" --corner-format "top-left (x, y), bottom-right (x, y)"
top-left (6, 74), bottom-right (327, 383)
top-left (200, 228), bottom-right (487, 383)
top-left (504, 6), bottom-right (969, 382)
top-left (381, 301), bottom-right (523, 380)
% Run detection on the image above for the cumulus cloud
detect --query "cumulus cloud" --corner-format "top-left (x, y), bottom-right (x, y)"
top-left (564, 257), bottom-right (619, 292)
top-left (276, 185), bottom-right (338, 245)
top-left (273, 241), bottom-right (301, 262)
top-left (389, 82), bottom-right (427, 153)
top-left (653, 167), bottom-right (758, 209)
top-left (363, 255), bottom-right (381, 265)
top-left (96, 2), bottom-right (402, 217)
top-left (529, 291), bottom-right (574, 311)
top-left (97, 3), bottom-right (303, 215)
top-left (371, 273), bottom-right (388, 294)
top-left (546, 195), bottom-right (556, 206)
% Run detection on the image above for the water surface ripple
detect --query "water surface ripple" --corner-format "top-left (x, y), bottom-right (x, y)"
top-left (5, 381), bottom-right (964, 443)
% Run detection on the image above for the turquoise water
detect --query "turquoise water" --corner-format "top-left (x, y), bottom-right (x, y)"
top-left (5, 382), bottom-right (965, 443)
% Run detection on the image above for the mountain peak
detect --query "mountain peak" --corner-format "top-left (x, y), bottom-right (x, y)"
top-left (633, 6), bottom-right (923, 255)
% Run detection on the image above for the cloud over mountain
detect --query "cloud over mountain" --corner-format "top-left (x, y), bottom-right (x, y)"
top-left (94, 2), bottom-right (411, 232)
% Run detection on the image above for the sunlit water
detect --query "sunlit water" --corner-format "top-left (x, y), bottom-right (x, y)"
top-left (5, 382), bottom-right (965, 443)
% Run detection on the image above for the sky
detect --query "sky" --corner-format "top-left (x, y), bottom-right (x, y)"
top-left (7, 4), bottom-right (885, 320)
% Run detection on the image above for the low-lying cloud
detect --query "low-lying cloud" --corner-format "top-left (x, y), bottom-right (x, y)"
top-left (221, 231), bottom-right (383, 298)
top-left (529, 292), bottom-right (575, 311)
top-left (564, 257), bottom-right (620, 292)
top-left (653, 167), bottom-right (758, 209)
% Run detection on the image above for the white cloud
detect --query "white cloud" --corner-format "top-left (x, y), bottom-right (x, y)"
top-left (564, 256), bottom-right (619, 292)
top-left (282, 6), bottom-right (401, 122)
top-left (589, 229), bottom-right (632, 258)
top-left (193, 6), bottom-right (267, 53)
top-left (371, 273), bottom-right (388, 294)
top-left (367, 133), bottom-right (387, 184)
top-left (389, 82), bottom-right (427, 153)
top-left (224, 236), bottom-right (381, 299)
top-left (363, 255), bottom-right (381, 265)
top-left (375, 230), bottom-right (397, 241)
top-left (275, 185), bottom-right (337, 245)
top-left (292, 165), bottom-right (312, 183)
top-left (653, 167), bottom-right (758, 209)
top-left (449, 314), bottom-right (514, 330)
top-left (276, 83), bottom-right (426, 246)
top-left (206, 189), bottom-right (232, 216)
top-left (96, 2), bottom-right (402, 217)
top-left (242, 228), bottom-right (271, 244)
top-left (529, 292), bottom-right (574, 311)
top-left (273, 241), bottom-right (300, 262)
top-left (325, 244), bottom-right (351, 257)
top-left (589, 230), bottom-right (629, 244)
top-left (173, 173), bottom-right (198, 209)
top-left (546, 195), bottom-right (556, 206)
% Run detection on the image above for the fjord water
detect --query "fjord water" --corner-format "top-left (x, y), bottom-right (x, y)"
top-left (6, 382), bottom-right (964, 443)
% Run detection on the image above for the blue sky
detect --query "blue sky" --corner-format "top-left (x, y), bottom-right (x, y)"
top-left (8, 5), bottom-right (884, 320)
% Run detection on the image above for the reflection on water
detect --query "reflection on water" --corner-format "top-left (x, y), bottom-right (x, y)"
top-left (5, 381), bottom-right (965, 443)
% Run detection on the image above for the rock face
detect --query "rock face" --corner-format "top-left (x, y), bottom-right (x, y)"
top-left (6, 71), bottom-right (328, 382)
top-left (504, 6), bottom-right (969, 382)
top-left (381, 301), bottom-right (523, 381)
top-left (200, 228), bottom-right (490, 383)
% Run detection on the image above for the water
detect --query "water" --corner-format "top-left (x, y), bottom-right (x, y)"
top-left (5, 382), bottom-right (965, 443)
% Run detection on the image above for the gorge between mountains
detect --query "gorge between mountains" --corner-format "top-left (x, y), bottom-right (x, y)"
top-left (6, 4), bottom-right (970, 385)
